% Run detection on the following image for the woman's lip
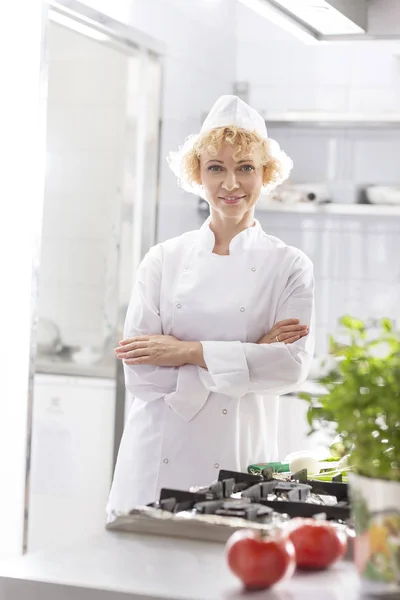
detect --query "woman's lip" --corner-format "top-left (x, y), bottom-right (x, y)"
top-left (219, 195), bottom-right (245, 203)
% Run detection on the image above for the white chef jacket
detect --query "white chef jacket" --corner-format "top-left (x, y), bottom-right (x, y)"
top-left (107, 217), bottom-right (315, 516)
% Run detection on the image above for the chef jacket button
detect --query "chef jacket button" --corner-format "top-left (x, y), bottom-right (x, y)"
top-left (184, 265), bottom-right (189, 270)
top-left (251, 267), bottom-right (256, 272)
top-left (176, 303), bottom-right (182, 309)
top-left (222, 409), bottom-right (227, 415)
top-left (214, 463), bottom-right (219, 469)
top-left (163, 458), bottom-right (169, 464)
top-left (240, 307), bottom-right (245, 312)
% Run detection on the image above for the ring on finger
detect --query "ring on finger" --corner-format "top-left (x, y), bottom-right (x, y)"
top-left (275, 334), bottom-right (280, 343)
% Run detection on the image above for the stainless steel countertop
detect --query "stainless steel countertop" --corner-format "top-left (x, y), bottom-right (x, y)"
top-left (0, 530), bottom-right (365, 600)
top-left (35, 356), bottom-right (116, 379)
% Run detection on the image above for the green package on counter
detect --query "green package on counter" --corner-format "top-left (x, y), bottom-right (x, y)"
top-left (248, 461), bottom-right (290, 474)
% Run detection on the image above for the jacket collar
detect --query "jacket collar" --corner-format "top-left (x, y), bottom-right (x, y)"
top-left (198, 216), bottom-right (262, 254)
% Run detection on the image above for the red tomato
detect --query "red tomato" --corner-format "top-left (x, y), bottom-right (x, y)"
top-left (225, 529), bottom-right (296, 590)
top-left (287, 519), bottom-right (347, 570)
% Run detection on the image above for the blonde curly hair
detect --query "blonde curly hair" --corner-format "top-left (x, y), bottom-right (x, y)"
top-left (167, 125), bottom-right (293, 198)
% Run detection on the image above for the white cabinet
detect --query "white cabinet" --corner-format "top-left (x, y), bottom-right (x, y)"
top-left (27, 374), bottom-right (116, 553)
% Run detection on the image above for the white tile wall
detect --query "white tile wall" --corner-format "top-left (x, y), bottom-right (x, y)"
top-left (256, 210), bottom-right (400, 357)
top-left (352, 136), bottom-right (400, 184)
top-left (46, 106), bottom-right (125, 151)
top-left (349, 87), bottom-right (397, 113)
top-left (349, 45), bottom-right (397, 87)
top-left (41, 192), bottom-right (115, 240)
top-left (38, 21), bottom-right (127, 348)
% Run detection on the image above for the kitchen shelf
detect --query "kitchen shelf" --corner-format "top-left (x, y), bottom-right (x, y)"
top-left (256, 202), bottom-right (400, 216)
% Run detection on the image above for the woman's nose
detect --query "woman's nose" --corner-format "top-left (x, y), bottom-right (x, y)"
top-left (222, 171), bottom-right (239, 191)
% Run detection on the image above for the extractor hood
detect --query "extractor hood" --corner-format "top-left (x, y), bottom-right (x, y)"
top-left (238, 0), bottom-right (400, 43)
top-left (270, 0), bottom-right (367, 35)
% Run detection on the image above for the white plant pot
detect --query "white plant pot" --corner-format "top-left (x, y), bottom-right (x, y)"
top-left (349, 473), bottom-right (400, 595)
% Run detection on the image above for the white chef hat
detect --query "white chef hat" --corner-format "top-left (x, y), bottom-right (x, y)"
top-left (167, 95), bottom-right (293, 197)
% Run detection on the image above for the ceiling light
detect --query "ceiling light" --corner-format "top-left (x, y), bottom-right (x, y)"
top-left (239, 0), bottom-right (368, 42)
top-left (237, 0), bottom-right (319, 44)
top-left (272, 0), bottom-right (366, 35)
top-left (49, 10), bottom-right (111, 42)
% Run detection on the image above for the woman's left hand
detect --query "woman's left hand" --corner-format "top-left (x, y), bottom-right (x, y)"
top-left (115, 335), bottom-right (190, 367)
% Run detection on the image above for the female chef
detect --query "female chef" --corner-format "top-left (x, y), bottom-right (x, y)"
top-left (107, 95), bottom-right (315, 517)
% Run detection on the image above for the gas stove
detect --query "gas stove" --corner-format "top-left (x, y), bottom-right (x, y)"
top-left (154, 468), bottom-right (350, 523)
top-left (107, 468), bottom-right (351, 543)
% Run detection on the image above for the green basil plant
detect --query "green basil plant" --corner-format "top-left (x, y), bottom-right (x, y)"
top-left (300, 316), bottom-right (400, 482)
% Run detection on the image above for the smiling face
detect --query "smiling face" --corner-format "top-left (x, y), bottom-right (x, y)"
top-left (199, 143), bottom-right (264, 221)
top-left (173, 125), bottom-right (293, 222)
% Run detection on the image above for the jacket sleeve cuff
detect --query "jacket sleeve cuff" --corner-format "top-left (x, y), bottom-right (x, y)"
top-left (198, 341), bottom-right (250, 398)
top-left (165, 364), bottom-right (210, 422)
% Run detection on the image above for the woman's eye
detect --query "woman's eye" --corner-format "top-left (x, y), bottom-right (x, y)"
top-left (207, 164), bottom-right (255, 172)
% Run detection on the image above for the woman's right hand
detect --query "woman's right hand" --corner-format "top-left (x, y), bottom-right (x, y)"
top-left (258, 319), bottom-right (308, 345)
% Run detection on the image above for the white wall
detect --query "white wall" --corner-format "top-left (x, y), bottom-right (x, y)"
top-left (38, 22), bottom-right (128, 349)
